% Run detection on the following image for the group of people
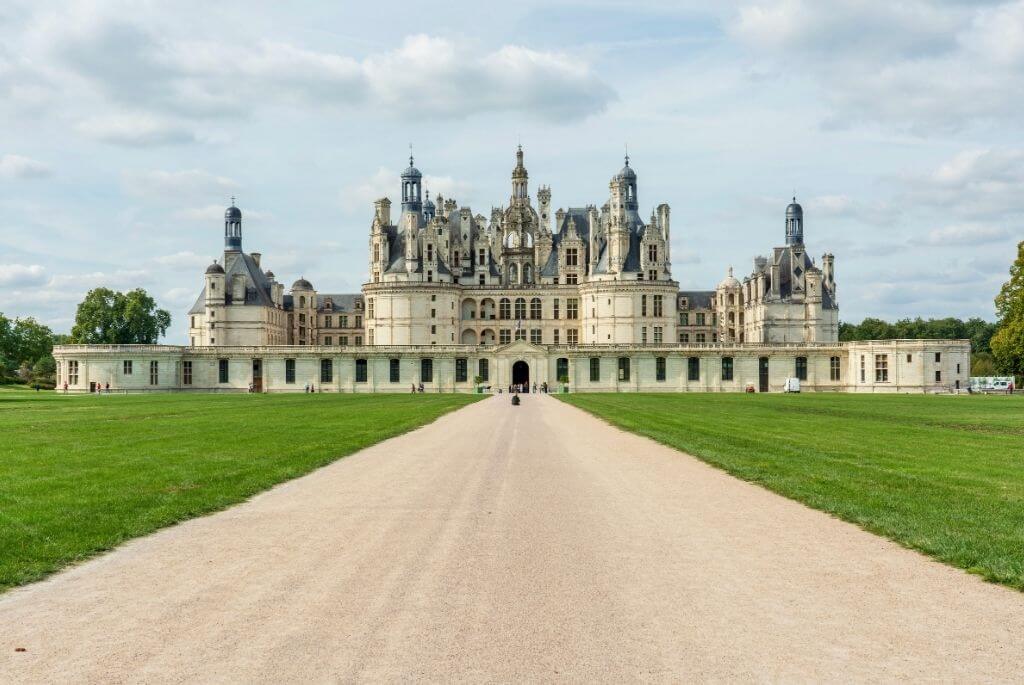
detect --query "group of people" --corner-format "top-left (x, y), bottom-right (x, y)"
top-left (507, 382), bottom-right (547, 394)
top-left (409, 383), bottom-right (425, 393)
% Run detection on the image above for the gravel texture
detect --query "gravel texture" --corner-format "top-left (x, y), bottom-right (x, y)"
top-left (2, 393), bottom-right (1023, 682)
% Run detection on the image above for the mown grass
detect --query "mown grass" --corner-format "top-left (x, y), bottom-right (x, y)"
top-left (0, 389), bottom-right (479, 591)
top-left (560, 392), bottom-right (1024, 590)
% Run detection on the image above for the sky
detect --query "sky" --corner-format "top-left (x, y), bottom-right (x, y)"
top-left (1, 0), bottom-right (1022, 343)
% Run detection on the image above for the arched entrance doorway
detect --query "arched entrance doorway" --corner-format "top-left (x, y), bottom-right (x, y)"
top-left (512, 360), bottom-right (530, 392)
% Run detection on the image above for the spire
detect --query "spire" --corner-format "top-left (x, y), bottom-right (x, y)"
top-left (224, 199), bottom-right (242, 251)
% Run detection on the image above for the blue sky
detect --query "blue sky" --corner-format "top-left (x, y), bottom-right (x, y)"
top-left (1, 0), bottom-right (1022, 342)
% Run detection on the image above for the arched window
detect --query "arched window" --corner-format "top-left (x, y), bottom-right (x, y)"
top-left (499, 298), bottom-right (511, 319)
top-left (299, 296), bottom-right (306, 308)
top-left (514, 298), bottom-right (526, 319)
top-left (523, 264), bottom-right (533, 283)
top-left (728, 293), bottom-right (735, 306)
top-left (530, 298), bottom-right (541, 320)
top-left (509, 263), bottom-right (518, 284)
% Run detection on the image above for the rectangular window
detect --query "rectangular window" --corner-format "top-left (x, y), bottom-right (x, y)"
top-left (567, 298), bottom-right (578, 319)
top-left (554, 329), bottom-right (560, 345)
top-left (590, 357), bottom-right (600, 381)
top-left (340, 336), bottom-right (349, 346)
top-left (935, 370), bottom-right (942, 382)
top-left (641, 327), bottom-right (648, 345)
top-left (830, 356), bottom-right (841, 381)
top-left (680, 332), bottom-right (689, 343)
top-left (355, 358), bottom-right (368, 383)
top-left (795, 356), bottom-right (808, 381)
top-left (340, 315), bottom-right (349, 328)
top-left (653, 295), bottom-right (663, 317)
top-left (427, 244), bottom-right (433, 261)
top-left (656, 357), bottom-right (666, 381)
top-left (123, 360), bottom-right (132, 375)
top-left (648, 269), bottom-right (657, 282)
top-left (680, 312), bottom-right (689, 326)
top-left (219, 358), bottom-right (229, 383)
top-left (182, 361), bottom-right (192, 385)
top-left (696, 333), bottom-right (706, 343)
top-left (149, 360), bottom-right (159, 385)
top-left (456, 357), bottom-right (468, 382)
top-left (390, 358), bottom-right (400, 383)
top-left (420, 358), bottom-right (433, 383)
top-left (478, 249), bottom-right (486, 266)
top-left (653, 326), bottom-right (663, 344)
top-left (860, 355), bottom-right (866, 382)
top-left (530, 329), bottom-right (542, 344)
top-left (566, 248), bottom-right (578, 266)
top-left (285, 359), bottom-right (296, 383)
top-left (722, 356), bottom-right (734, 381)
top-left (687, 357), bottom-right (700, 381)
top-left (325, 315), bottom-right (333, 328)
top-left (553, 299), bottom-right (560, 319)
top-left (567, 329), bottom-right (578, 345)
top-left (696, 313), bottom-right (706, 326)
top-left (641, 295), bottom-right (647, 317)
top-left (325, 336), bottom-right (332, 346)
top-left (617, 357), bottom-right (630, 381)
top-left (648, 244), bottom-right (658, 262)
top-left (875, 354), bottom-right (888, 383)
top-left (907, 354), bottom-right (912, 363)
top-left (368, 299), bottom-right (374, 318)
top-left (320, 358), bottom-right (333, 383)
top-left (431, 325), bottom-right (437, 334)
top-left (355, 315), bottom-right (362, 328)
top-left (355, 336), bottom-right (362, 345)
top-left (478, 358), bottom-right (489, 382)
top-left (935, 352), bottom-right (941, 363)
top-left (515, 329), bottom-right (526, 341)
top-left (500, 329), bottom-right (511, 344)
top-left (565, 273), bottom-right (578, 285)
top-left (427, 271), bottom-right (433, 282)
top-left (68, 360), bottom-right (79, 385)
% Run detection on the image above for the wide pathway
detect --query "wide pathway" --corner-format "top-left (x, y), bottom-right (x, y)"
top-left (3, 394), bottom-right (1024, 682)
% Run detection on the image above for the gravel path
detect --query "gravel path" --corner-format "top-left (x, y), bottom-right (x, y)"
top-left (2, 394), bottom-right (1023, 682)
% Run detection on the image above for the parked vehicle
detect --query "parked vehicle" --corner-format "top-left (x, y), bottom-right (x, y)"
top-left (783, 378), bottom-right (801, 393)
top-left (970, 377), bottom-right (1015, 393)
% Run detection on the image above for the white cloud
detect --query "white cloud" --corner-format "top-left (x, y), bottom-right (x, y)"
top-left (926, 224), bottom-right (1011, 246)
top-left (122, 169), bottom-right (239, 203)
top-left (0, 263), bottom-right (47, 287)
top-left (900, 148), bottom-right (1024, 218)
top-left (731, 0), bottom-right (1024, 132)
top-left (76, 113), bottom-right (197, 146)
top-left (19, 10), bottom-right (614, 126)
top-left (0, 154), bottom-right (51, 178)
top-left (152, 251), bottom-right (210, 270)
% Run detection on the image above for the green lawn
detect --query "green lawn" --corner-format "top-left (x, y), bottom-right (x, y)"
top-left (0, 389), bottom-right (479, 591)
top-left (561, 392), bottom-right (1024, 590)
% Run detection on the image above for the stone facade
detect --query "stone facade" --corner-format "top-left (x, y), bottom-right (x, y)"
top-left (52, 339), bottom-right (969, 394)
top-left (52, 148), bottom-right (969, 394)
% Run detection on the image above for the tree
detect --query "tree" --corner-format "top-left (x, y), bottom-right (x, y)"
top-left (995, 241), bottom-right (1024, 323)
top-left (70, 288), bottom-right (171, 344)
top-left (991, 241), bottom-right (1024, 380)
top-left (0, 313), bottom-right (57, 385)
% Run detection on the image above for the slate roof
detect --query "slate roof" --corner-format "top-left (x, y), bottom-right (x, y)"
top-left (678, 290), bottom-right (715, 310)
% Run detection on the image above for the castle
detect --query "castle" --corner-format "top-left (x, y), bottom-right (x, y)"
top-left (187, 148), bottom-right (838, 351)
top-left (53, 149), bottom-right (967, 393)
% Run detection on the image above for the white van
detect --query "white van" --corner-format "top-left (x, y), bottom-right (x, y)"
top-left (784, 378), bottom-right (801, 393)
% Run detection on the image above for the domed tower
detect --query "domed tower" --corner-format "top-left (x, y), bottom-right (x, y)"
top-left (224, 202), bottom-right (242, 252)
top-left (401, 154), bottom-right (422, 215)
top-left (785, 196), bottom-right (804, 246)
top-left (423, 189), bottom-right (436, 222)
